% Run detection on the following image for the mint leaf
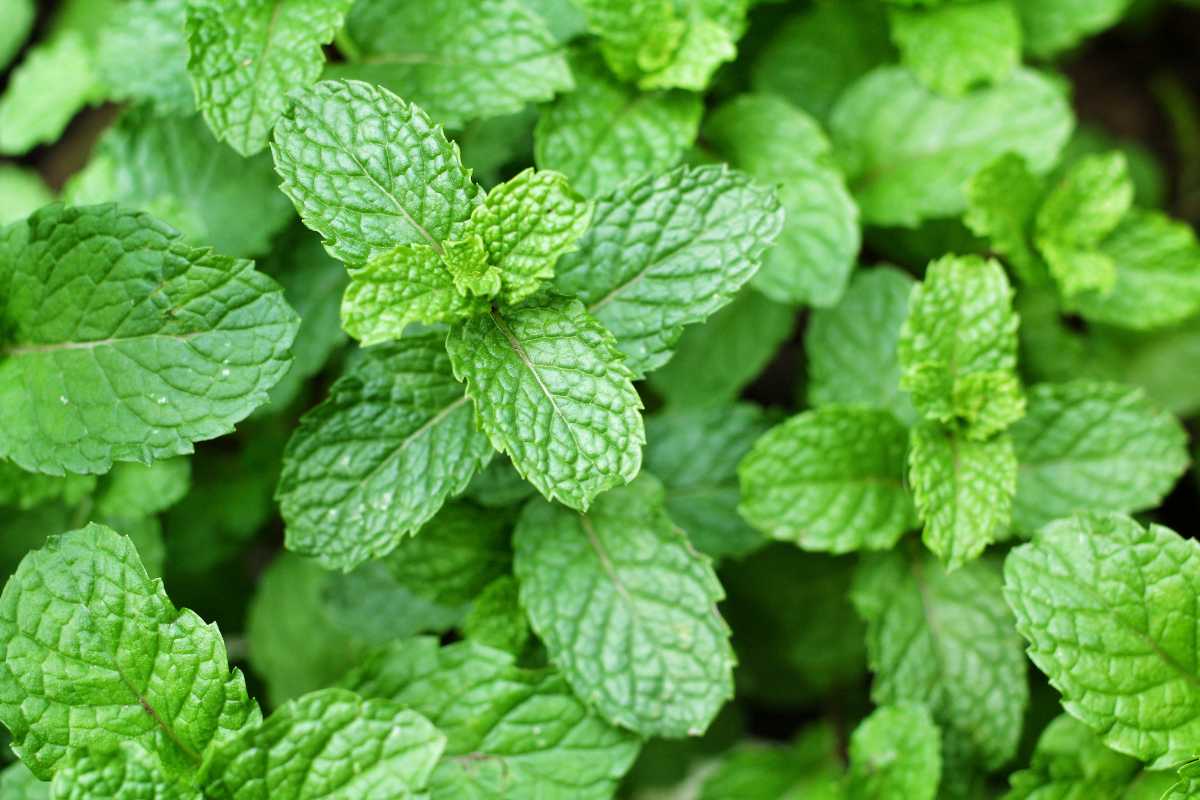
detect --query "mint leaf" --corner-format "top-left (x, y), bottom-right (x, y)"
top-left (964, 153), bottom-right (1047, 286)
top-left (852, 549), bottom-right (1028, 770)
top-left (0, 204), bottom-right (298, 476)
top-left (446, 295), bottom-right (643, 511)
top-left (199, 688), bottom-right (445, 800)
top-left (1003, 714), bottom-right (1144, 799)
top-left (96, 458), bottom-right (191, 519)
top-left (899, 255), bottom-right (1024, 439)
top-left (185, 0), bottom-right (354, 156)
top-left (698, 725), bottom-right (844, 800)
top-left (0, 166), bottom-right (52, 226)
top-left (0, 31), bottom-right (102, 156)
top-left (333, 0), bottom-right (571, 129)
top-left (909, 423), bottom-right (1018, 568)
top-left (462, 575), bottom-right (531, 655)
top-left (554, 164), bottom-right (784, 377)
top-left (1011, 381), bottom-right (1189, 533)
top-left (276, 335), bottom-right (493, 571)
top-left (513, 475), bottom-right (735, 737)
top-left (344, 637), bottom-right (641, 798)
top-left (0, 523), bottom-right (258, 780)
top-left (96, 0), bottom-right (192, 115)
top-left (0, 0), bottom-right (34, 71)
top-left (52, 744), bottom-right (199, 800)
top-left (806, 266), bottom-right (915, 422)
top-left (830, 66), bottom-right (1073, 226)
top-left (888, 1), bottom-right (1021, 96)
top-left (738, 407), bottom-right (915, 554)
top-left (1005, 513), bottom-right (1200, 768)
top-left (1012, 0), bottom-right (1130, 57)
top-left (272, 79), bottom-right (482, 266)
top-left (533, 51), bottom-right (702, 198)
top-left (704, 94), bottom-right (859, 307)
top-left (847, 703), bottom-right (941, 800)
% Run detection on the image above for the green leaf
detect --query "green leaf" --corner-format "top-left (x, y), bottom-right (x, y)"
top-left (830, 66), bottom-right (1073, 226)
top-left (64, 109), bottom-right (293, 258)
top-left (964, 153), bottom-right (1048, 286)
top-left (698, 725), bottom-right (844, 800)
top-left (704, 94), bottom-right (860, 307)
top-left (96, 0), bottom-right (193, 115)
top-left (185, 0), bottom-right (354, 156)
top-left (276, 335), bottom-right (494, 571)
top-left (0, 459), bottom-right (95, 511)
top-left (852, 549), bottom-right (1028, 770)
top-left (888, 1), bottom-right (1021, 96)
top-left (513, 475), bottom-right (734, 737)
top-left (0, 523), bottom-right (258, 780)
top-left (52, 744), bottom-right (200, 800)
top-left (555, 164), bottom-right (784, 377)
top-left (323, 562), bottom-right (461, 646)
top-left (1069, 210), bottom-right (1200, 331)
top-left (647, 288), bottom-right (795, 410)
top-left (909, 424), bottom-right (1017, 568)
top-left (899, 255), bottom-right (1024, 439)
top-left (1003, 714), bottom-right (1143, 800)
top-left (443, 235), bottom-right (502, 298)
top-left (271, 79), bottom-right (482, 266)
top-left (847, 703), bottom-right (941, 800)
top-left (333, 0), bottom-right (571, 129)
top-left (738, 407), bottom-right (916, 554)
top-left (446, 295), bottom-right (643, 511)
top-left (533, 51), bottom-right (702, 198)
top-left (199, 688), bottom-right (445, 800)
top-left (0, 204), bottom-right (298, 476)
top-left (0, 31), bottom-right (103, 156)
top-left (1011, 381), bottom-right (1188, 534)
top-left (0, 0), bottom-right (34, 71)
top-left (462, 576), bottom-right (531, 655)
top-left (1012, 0), bottom-right (1131, 58)
top-left (1005, 513), bottom-right (1200, 769)
top-left (806, 266), bottom-right (915, 422)
top-left (644, 404), bottom-right (769, 559)
top-left (0, 166), bottom-right (53, 227)
top-left (751, 0), bottom-right (893, 125)
top-left (343, 637), bottom-right (640, 798)
top-left (381, 501), bottom-right (511, 608)
top-left (96, 458), bottom-right (191, 519)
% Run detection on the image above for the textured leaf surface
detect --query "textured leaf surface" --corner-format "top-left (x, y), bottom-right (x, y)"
top-left (847, 704), bottom-right (941, 800)
top-left (334, 0), bottom-right (571, 129)
top-left (186, 0), bottom-right (354, 155)
top-left (0, 524), bottom-right (258, 780)
top-left (807, 267), bottom-right (915, 422)
top-left (52, 743), bottom-right (200, 800)
top-left (0, 204), bottom-right (297, 476)
top-left (446, 296), bottom-right (643, 511)
top-left (852, 549), bottom-right (1028, 770)
top-left (199, 688), bottom-right (445, 800)
top-left (739, 407), bottom-right (915, 554)
top-left (830, 66), bottom-right (1073, 226)
top-left (272, 79), bottom-right (482, 265)
top-left (533, 52), bottom-right (702, 198)
top-left (1005, 513), bottom-right (1200, 768)
top-left (513, 475), bottom-right (734, 737)
top-left (899, 255), bottom-right (1024, 439)
top-left (555, 165), bottom-right (783, 377)
top-left (344, 637), bottom-right (640, 799)
top-left (888, 1), bottom-right (1020, 96)
top-left (276, 335), bottom-right (493, 571)
top-left (1011, 382), bottom-right (1188, 534)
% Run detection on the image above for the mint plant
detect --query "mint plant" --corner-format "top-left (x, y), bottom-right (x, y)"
top-left (4, 1), bottom-right (1200, 798)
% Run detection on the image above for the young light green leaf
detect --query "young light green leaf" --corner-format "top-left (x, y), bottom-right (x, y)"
top-left (272, 79), bottom-right (482, 265)
top-left (1012, 0), bottom-right (1130, 58)
top-left (0, 166), bottom-right (53, 226)
top-left (343, 637), bottom-right (640, 798)
top-left (0, 204), bottom-right (298, 476)
top-left (513, 475), bottom-right (734, 737)
top-left (554, 164), bottom-right (784, 377)
top-left (0, 523), bottom-right (258, 780)
top-left (276, 335), bottom-right (494, 571)
top-left (910, 424), bottom-right (1017, 568)
top-left (847, 704), bottom-right (941, 800)
top-left (1006, 513), bottom-right (1200, 768)
top-left (807, 267), bottom-right (915, 422)
top-left (64, 109), bottom-right (293, 258)
top-left (446, 295), bottom-right (643, 511)
top-left (648, 288), bottom-right (795, 410)
top-left (199, 688), bottom-right (445, 800)
top-left (644, 404), bottom-right (770, 559)
top-left (52, 744), bottom-right (200, 800)
top-left (96, 458), bottom-right (191, 519)
top-left (964, 153), bottom-right (1048, 286)
top-left (533, 51), bottom-right (702, 198)
top-left (888, 0), bottom-right (1021, 96)
top-left (186, 0), bottom-right (354, 156)
top-left (830, 66), bottom-right (1073, 226)
top-left (96, 0), bottom-right (193, 115)
top-left (739, 407), bottom-right (915, 554)
top-left (332, 0), bottom-right (571, 129)
top-left (0, 31), bottom-right (103, 156)
top-left (462, 576), bottom-right (531, 655)
top-left (1011, 382), bottom-right (1188, 533)
top-left (705, 94), bottom-right (860, 307)
top-left (852, 549), bottom-right (1028, 770)
top-left (899, 255), bottom-right (1024, 439)
top-left (0, 0), bottom-right (34, 71)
